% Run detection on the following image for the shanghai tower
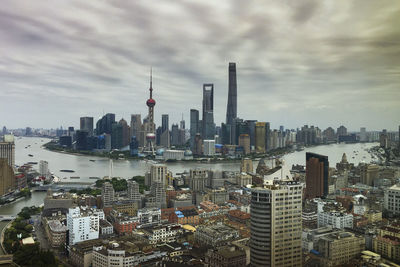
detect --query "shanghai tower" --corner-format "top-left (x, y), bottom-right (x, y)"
top-left (226, 62), bottom-right (237, 125)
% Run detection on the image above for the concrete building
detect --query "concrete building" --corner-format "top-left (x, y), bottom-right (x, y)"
top-left (0, 137), bottom-right (15, 168)
top-left (373, 225), bottom-right (400, 263)
top-left (195, 223), bottom-right (239, 247)
top-left (360, 163), bottom-right (379, 186)
top-left (206, 245), bottom-right (246, 267)
top-left (69, 239), bottom-right (104, 267)
top-left (317, 231), bottom-right (365, 267)
top-left (0, 159), bottom-right (15, 196)
top-left (45, 219), bottom-right (68, 248)
top-left (67, 206), bottom-right (104, 245)
top-left (189, 169), bottom-right (208, 192)
top-left (317, 211), bottom-right (353, 229)
top-left (203, 139), bottom-right (215, 156)
top-left (92, 241), bottom-right (166, 267)
top-left (39, 160), bottom-right (50, 180)
top-left (305, 152), bottom-right (329, 199)
top-left (127, 180), bottom-right (141, 202)
top-left (384, 184), bottom-right (400, 215)
top-left (145, 164), bottom-right (167, 186)
top-left (250, 181), bottom-right (303, 267)
top-left (101, 182), bottom-right (115, 208)
top-left (44, 191), bottom-right (73, 210)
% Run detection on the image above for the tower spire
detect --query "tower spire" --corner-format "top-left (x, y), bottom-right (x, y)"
top-left (149, 67), bottom-right (153, 98)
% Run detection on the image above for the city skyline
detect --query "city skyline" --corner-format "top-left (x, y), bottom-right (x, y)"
top-left (1, 1), bottom-right (400, 130)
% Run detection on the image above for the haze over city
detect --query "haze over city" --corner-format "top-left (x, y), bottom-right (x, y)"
top-left (1, 1), bottom-right (399, 130)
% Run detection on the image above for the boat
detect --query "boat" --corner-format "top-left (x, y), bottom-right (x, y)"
top-left (60, 169), bottom-right (75, 173)
top-left (89, 177), bottom-right (100, 180)
top-left (28, 154), bottom-right (33, 157)
top-left (27, 162), bottom-right (37, 165)
top-left (70, 176), bottom-right (80, 179)
top-left (89, 159), bottom-right (96, 162)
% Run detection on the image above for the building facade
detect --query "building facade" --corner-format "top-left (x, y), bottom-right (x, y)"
top-left (250, 181), bottom-right (303, 267)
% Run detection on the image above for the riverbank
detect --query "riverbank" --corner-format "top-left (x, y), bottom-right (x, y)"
top-left (43, 140), bottom-right (299, 163)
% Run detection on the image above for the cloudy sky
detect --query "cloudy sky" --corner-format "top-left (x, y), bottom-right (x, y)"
top-left (1, 0), bottom-right (399, 131)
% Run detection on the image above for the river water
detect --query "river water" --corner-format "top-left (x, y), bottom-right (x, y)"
top-left (0, 137), bottom-right (377, 216)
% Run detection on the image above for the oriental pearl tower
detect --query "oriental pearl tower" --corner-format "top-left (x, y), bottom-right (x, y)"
top-left (145, 68), bottom-right (156, 155)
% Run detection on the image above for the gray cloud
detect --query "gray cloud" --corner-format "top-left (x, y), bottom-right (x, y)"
top-left (0, 0), bottom-right (399, 131)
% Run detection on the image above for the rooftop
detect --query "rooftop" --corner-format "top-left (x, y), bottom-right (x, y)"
top-left (48, 220), bottom-right (68, 233)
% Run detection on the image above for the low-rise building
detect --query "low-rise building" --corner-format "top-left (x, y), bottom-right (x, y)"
top-left (205, 245), bottom-right (247, 267)
top-left (92, 241), bottom-right (166, 267)
top-left (317, 231), bottom-right (365, 267)
top-left (384, 184), bottom-right (400, 215)
top-left (373, 224), bottom-right (400, 263)
top-left (317, 211), bottom-right (353, 229)
top-left (112, 201), bottom-right (138, 217)
top-left (69, 239), bottom-right (104, 267)
top-left (140, 224), bottom-right (182, 245)
top-left (44, 219), bottom-right (67, 248)
top-left (195, 223), bottom-right (239, 247)
top-left (99, 219), bottom-right (113, 236)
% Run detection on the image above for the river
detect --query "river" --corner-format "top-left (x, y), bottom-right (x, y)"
top-left (0, 137), bottom-right (377, 216)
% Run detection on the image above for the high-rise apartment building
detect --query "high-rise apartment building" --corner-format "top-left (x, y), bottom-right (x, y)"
top-left (305, 152), bottom-right (329, 199)
top-left (146, 164), bottom-right (167, 186)
top-left (0, 136), bottom-right (15, 168)
top-left (255, 122), bottom-right (266, 153)
top-left (0, 159), bottom-right (15, 196)
top-left (101, 182), bottom-right (115, 208)
top-left (127, 180), bottom-right (141, 202)
top-left (67, 207), bottom-right (104, 245)
top-left (250, 181), bottom-right (303, 267)
top-left (80, 117), bottom-right (94, 136)
top-left (202, 84), bottom-right (215, 140)
top-left (226, 62), bottom-right (237, 125)
top-left (203, 140), bottom-right (215, 156)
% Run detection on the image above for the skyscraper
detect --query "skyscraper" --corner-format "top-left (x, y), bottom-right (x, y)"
top-left (255, 122), bottom-right (266, 153)
top-left (0, 159), bottom-right (15, 196)
top-left (161, 114), bottom-right (169, 133)
top-left (127, 180), bottom-right (141, 202)
top-left (202, 84), bottom-right (215, 140)
top-left (130, 114), bottom-right (142, 138)
top-left (250, 181), bottom-right (303, 267)
top-left (305, 152), bottom-right (329, 199)
top-left (80, 117), bottom-right (94, 136)
top-left (190, 109), bottom-right (199, 149)
top-left (0, 135), bottom-right (15, 168)
top-left (226, 62), bottom-right (237, 125)
top-left (96, 113), bottom-right (115, 135)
